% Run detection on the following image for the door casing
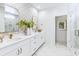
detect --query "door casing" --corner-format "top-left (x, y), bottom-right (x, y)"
top-left (55, 15), bottom-right (67, 46)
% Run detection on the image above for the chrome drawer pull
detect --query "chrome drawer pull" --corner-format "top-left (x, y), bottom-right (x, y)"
top-left (17, 49), bottom-right (20, 55)
top-left (17, 48), bottom-right (22, 55)
top-left (20, 48), bottom-right (22, 53)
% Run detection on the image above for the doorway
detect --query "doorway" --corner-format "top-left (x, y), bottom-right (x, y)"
top-left (55, 15), bottom-right (67, 46)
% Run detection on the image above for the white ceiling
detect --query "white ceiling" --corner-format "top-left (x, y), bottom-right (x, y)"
top-left (31, 3), bottom-right (69, 11)
top-left (6, 3), bottom-right (69, 11)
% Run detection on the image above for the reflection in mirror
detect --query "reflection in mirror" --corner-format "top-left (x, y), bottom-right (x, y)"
top-left (4, 5), bottom-right (19, 32)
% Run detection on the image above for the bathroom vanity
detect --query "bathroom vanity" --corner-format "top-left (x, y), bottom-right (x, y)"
top-left (0, 4), bottom-right (45, 56)
top-left (0, 32), bottom-right (45, 56)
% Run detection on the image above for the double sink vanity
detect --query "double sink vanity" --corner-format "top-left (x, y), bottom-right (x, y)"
top-left (0, 4), bottom-right (45, 56)
top-left (0, 32), bottom-right (45, 56)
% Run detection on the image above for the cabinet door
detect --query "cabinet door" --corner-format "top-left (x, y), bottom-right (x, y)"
top-left (4, 48), bottom-right (18, 56)
top-left (30, 34), bottom-right (44, 55)
top-left (35, 35), bottom-right (40, 48)
top-left (35, 34), bottom-right (43, 48)
top-left (0, 43), bottom-right (20, 56)
top-left (5, 46), bottom-right (27, 56)
top-left (14, 39), bottom-right (30, 56)
top-left (3, 39), bottom-right (30, 56)
top-left (19, 39), bottom-right (30, 56)
top-left (30, 36), bottom-right (38, 54)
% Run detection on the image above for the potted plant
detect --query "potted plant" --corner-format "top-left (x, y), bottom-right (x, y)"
top-left (16, 19), bottom-right (28, 35)
top-left (27, 20), bottom-right (34, 35)
top-left (27, 20), bottom-right (34, 28)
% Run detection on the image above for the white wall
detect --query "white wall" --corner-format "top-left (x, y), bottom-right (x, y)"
top-left (67, 4), bottom-right (79, 48)
top-left (72, 4), bottom-right (79, 48)
top-left (38, 4), bottom-right (69, 46)
top-left (38, 4), bottom-right (76, 48)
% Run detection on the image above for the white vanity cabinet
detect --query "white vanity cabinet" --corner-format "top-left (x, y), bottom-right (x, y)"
top-left (6, 43), bottom-right (29, 56)
top-left (1, 38), bottom-right (30, 56)
top-left (30, 36), bottom-right (38, 54)
top-left (4, 47), bottom-right (20, 56)
top-left (8, 40), bottom-right (29, 56)
top-left (19, 39), bottom-right (30, 56)
top-left (0, 32), bottom-right (45, 56)
top-left (30, 33), bottom-right (44, 55)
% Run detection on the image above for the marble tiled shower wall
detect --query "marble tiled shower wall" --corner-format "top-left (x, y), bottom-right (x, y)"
top-left (68, 4), bottom-right (79, 49)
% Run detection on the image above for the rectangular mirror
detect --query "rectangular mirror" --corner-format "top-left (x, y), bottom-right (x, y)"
top-left (0, 4), bottom-right (19, 32)
top-left (4, 5), bottom-right (19, 32)
top-left (0, 4), bottom-right (5, 32)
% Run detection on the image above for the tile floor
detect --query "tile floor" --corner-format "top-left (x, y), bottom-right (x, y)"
top-left (34, 43), bottom-right (75, 56)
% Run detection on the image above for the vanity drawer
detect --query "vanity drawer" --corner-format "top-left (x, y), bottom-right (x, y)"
top-left (19, 39), bottom-right (30, 56)
top-left (5, 43), bottom-right (29, 56)
top-left (31, 36), bottom-right (37, 45)
top-left (0, 43), bottom-right (20, 55)
top-left (30, 41), bottom-right (37, 51)
top-left (4, 48), bottom-right (19, 56)
top-left (0, 39), bottom-right (29, 56)
top-left (30, 46), bottom-right (37, 54)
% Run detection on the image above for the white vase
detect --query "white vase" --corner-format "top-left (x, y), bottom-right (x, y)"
top-left (19, 28), bottom-right (27, 35)
top-left (27, 28), bottom-right (30, 35)
top-left (27, 28), bottom-right (33, 35)
top-left (30, 28), bottom-right (33, 34)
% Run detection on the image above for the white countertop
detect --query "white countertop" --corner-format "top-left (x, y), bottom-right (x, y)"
top-left (0, 32), bottom-right (39, 49)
